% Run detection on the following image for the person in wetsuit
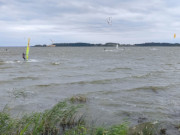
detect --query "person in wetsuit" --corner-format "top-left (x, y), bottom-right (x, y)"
top-left (22, 52), bottom-right (26, 60)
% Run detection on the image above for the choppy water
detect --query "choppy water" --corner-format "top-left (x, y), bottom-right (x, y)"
top-left (1, 47), bottom-right (180, 130)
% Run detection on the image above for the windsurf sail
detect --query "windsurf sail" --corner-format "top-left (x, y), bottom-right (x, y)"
top-left (26, 38), bottom-right (30, 61)
top-left (116, 44), bottom-right (119, 49)
top-left (174, 33), bottom-right (176, 38)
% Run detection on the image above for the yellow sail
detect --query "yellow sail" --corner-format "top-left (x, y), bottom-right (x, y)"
top-left (26, 38), bottom-right (30, 60)
top-left (174, 33), bottom-right (176, 38)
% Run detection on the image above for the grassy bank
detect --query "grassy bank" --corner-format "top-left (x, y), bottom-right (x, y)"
top-left (0, 101), bottom-right (85, 135)
top-left (0, 95), bottom-right (170, 135)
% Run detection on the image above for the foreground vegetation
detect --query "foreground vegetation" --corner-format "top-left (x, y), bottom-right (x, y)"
top-left (0, 95), bottom-right (170, 135)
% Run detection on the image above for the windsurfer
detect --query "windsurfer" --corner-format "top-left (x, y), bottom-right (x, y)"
top-left (22, 52), bottom-right (26, 60)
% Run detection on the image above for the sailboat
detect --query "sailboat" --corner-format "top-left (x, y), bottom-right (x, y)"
top-left (26, 38), bottom-right (30, 61)
top-left (116, 44), bottom-right (119, 49)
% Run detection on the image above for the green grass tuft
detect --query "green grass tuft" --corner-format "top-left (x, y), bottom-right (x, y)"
top-left (0, 99), bottom-right (165, 135)
top-left (0, 101), bottom-right (84, 135)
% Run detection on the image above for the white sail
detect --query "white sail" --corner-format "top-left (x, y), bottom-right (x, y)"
top-left (116, 44), bottom-right (119, 49)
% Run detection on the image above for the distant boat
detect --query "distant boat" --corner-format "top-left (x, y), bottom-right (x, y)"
top-left (116, 44), bottom-right (119, 49)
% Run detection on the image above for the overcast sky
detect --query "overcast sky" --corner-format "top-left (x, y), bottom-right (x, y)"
top-left (0, 0), bottom-right (180, 46)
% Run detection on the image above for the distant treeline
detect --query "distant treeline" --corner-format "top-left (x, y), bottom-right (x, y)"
top-left (34, 42), bottom-right (122, 47)
top-left (33, 42), bottom-right (180, 47)
top-left (54, 43), bottom-right (98, 47)
top-left (135, 42), bottom-right (180, 46)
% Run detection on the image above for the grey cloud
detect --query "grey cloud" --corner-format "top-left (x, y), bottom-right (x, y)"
top-left (0, 0), bottom-right (179, 45)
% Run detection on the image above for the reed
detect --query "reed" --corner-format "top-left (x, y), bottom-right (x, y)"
top-left (0, 97), bottom-right (164, 135)
top-left (94, 122), bottom-right (129, 135)
top-left (0, 101), bottom-right (84, 135)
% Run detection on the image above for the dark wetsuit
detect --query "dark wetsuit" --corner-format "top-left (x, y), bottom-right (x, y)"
top-left (22, 53), bottom-right (26, 60)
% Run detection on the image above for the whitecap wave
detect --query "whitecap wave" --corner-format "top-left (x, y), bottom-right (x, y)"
top-left (150, 48), bottom-right (158, 51)
top-left (26, 59), bottom-right (39, 62)
top-left (104, 48), bottom-right (124, 52)
top-left (51, 62), bottom-right (60, 65)
top-left (104, 49), bottom-right (119, 52)
top-left (5, 61), bottom-right (15, 64)
top-left (4, 60), bottom-right (23, 64)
